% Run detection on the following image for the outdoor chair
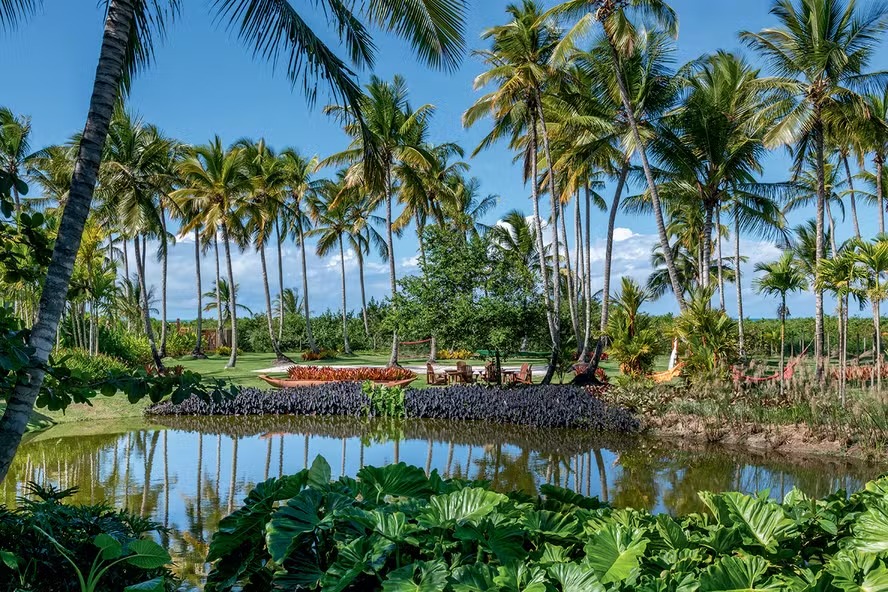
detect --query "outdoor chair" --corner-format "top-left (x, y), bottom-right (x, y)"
top-left (480, 361), bottom-right (499, 384)
top-left (456, 361), bottom-right (476, 384)
top-left (426, 363), bottom-right (448, 386)
top-left (513, 363), bottom-right (533, 385)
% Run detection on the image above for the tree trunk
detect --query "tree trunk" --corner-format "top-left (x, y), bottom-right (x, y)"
top-left (843, 155), bottom-right (861, 239)
top-left (385, 167), bottom-right (400, 367)
top-left (159, 205), bottom-right (168, 358)
top-left (298, 219), bottom-right (317, 352)
top-left (701, 200), bottom-right (714, 291)
top-left (734, 206), bottom-right (745, 357)
top-left (527, 113), bottom-right (557, 382)
top-left (275, 218), bottom-right (285, 344)
top-left (536, 97), bottom-right (562, 384)
top-left (813, 113), bottom-right (826, 384)
top-left (607, 38), bottom-right (685, 311)
top-left (357, 248), bottom-right (370, 337)
top-left (578, 187), bottom-right (591, 360)
top-left (877, 155), bottom-right (885, 235)
top-left (339, 235), bottom-right (351, 354)
top-left (876, 286), bottom-right (882, 395)
top-left (260, 241), bottom-right (287, 362)
top-left (780, 295), bottom-right (786, 399)
top-left (561, 198), bottom-right (580, 351)
top-left (221, 222), bottom-right (238, 368)
top-left (192, 227), bottom-right (205, 358)
top-left (715, 204), bottom-right (725, 311)
top-left (601, 161), bottom-right (629, 333)
top-left (213, 234), bottom-right (223, 350)
top-left (134, 236), bottom-right (164, 370)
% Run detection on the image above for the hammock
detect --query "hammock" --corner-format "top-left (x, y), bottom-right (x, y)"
top-left (732, 348), bottom-right (807, 384)
top-left (648, 362), bottom-right (685, 383)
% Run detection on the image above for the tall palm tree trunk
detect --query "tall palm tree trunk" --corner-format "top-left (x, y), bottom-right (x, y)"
top-left (607, 39), bottom-right (685, 311)
top-left (134, 236), bottom-right (164, 370)
top-left (814, 115), bottom-right (826, 384)
top-left (221, 223), bottom-right (238, 369)
top-left (537, 100), bottom-right (562, 384)
top-left (701, 201), bottom-right (714, 290)
top-left (580, 185), bottom-right (593, 360)
top-left (877, 154), bottom-right (885, 235)
top-left (385, 169), bottom-right (400, 367)
top-left (780, 295), bottom-right (786, 399)
top-left (356, 248), bottom-right (370, 337)
top-left (716, 205), bottom-right (726, 311)
top-left (159, 206), bottom-right (168, 358)
top-left (601, 162), bottom-right (629, 333)
top-left (298, 221), bottom-right (317, 353)
top-left (213, 235), bottom-right (223, 350)
top-left (734, 206), bottom-right (744, 357)
top-left (192, 227), bottom-right (205, 358)
top-left (843, 155), bottom-right (861, 238)
top-left (260, 242), bottom-right (288, 363)
top-left (339, 236), bottom-right (351, 354)
top-left (527, 115), bottom-right (557, 376)
top-left (560, 199), bottom-right (580, 350)
top-left (276, 219), bottom-right (285, 344)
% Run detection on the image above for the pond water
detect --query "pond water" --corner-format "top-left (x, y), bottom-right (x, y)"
top-left (5, 415), bottom-right (886, 588)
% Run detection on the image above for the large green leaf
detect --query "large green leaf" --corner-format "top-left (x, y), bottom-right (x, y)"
top-left (358, 463), bottom-right (436, 503)
top-left (419, 488), bottom-right (507, 528)
top-left (93, 533), bottom-right (122, 560)
top-left (450, 564), bottom-right (498, 591)
top-left (382, 560), bottom-right (449, 592)
top-left (308, 455), bottom-right (332, 489)
top-left (521, 510), bottom-right (583, 541)
top-left (365, 510), bottom-right (421, 545)
top-left (125, 539), bottom-right (171, 570)
top-left (583, 524), bottom-right (647, 585)
top-left (123, 578), bottom-right (166, 592)
top-left (492, 563), bottom-right (548, 592)
top-left (548, 562), bottom-right (605, 592)
top-left (320, 536), bottom-right (395, 592)
top-left (267, 488), bottom-right (332, 562)
top-left (853, 502), bottom-right (888, 553)
top-left (454, 521), bottom-right (526, 563)
top-left (699, 555), bottom-right (781, 592)
top-left (701, 492), bottom-right (798, 553)
top-left (656, 515), bottom-right (689, 551)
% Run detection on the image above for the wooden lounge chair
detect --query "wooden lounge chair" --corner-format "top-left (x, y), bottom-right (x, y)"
top-left (480, 361), bottom-right (499, 385)
top-left (456, 361), bottom-right (476, 384)
top-left (426, 363), bottom-right (448, 386)
top-left (512, 363), bottom-right (533, 385)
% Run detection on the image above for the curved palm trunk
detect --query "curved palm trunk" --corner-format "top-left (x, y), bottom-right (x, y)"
top-left (779, 295), bottom-right (786, 399)
top-left (701, 201), bottom-right (714, 291)
top-left (385, 168), bottom-right (399, 367)
top-left (536, 100), bottom-right (562, 385)
top-left (260, 241), bottom-right (288, 363)
top-left (578, 187), bottom-right (592, 360)
top-left (134, 235), bottom-right (164, 370)
top-left (221, 222), bottom-right (238, 369)
top-left (338, 235), bottom-right (351, 354)
top-left (159, 205), bottom-right (168, 358)
top-left (298, 220), bottom-right (317, 353)
top-left (213, 235), bottom-right (223, 350)
top-left (607, 39), bottom-right (685, 311)
top-left (0, 0), bottom-right (138, 480)
top-left (877, 155), bottom-right (885, 235)
top-left (843, 155), bottom-right (861, 238)
top-left (601, 162), bottom-right (629, 333)
top-left (356, 248), bottom-right (370, 337)
top-left (560, 199), bottom-right (580, 351)
top-left (528, 118), bottom-right (556, 367)
top-left (275, 219), bottom-right (285, 344)
top-left (734, 206), bottom-right (745, 357)
top-left (192, 228), bottom-right (205, 358)
top-left (814, 116), bottom-right (826, 384)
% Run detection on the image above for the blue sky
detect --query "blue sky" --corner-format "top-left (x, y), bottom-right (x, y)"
top-left (1, 1), bottom-right (886, 320)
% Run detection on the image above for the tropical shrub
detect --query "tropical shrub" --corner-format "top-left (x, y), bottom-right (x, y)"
top-left (206, 455), bottom-right (888, 592)
top-left (146, 384), bottom-right (639, 431)
top-left (438, 348), bottom-right (475, 360)
top-left (53, 348), bottom-right (129, 381)
top-left (361, 381), bottom-right (406, 418)
top-left (0, 483), bottom-right (172, 591)
top-left (98, 327), bottom-right (152, 368)
top-left (286, 365), bottom-right (415, 382)
top-left (214, 346), bottom-right (242, 357)
top-left (606, 278), bottom-right (664, 376)
top-left (301, 349), bottom-right (338, 361)
top-left (163, 329), bottom-right (205, 357)
top-left (674, 287), bottom-right (739, 378)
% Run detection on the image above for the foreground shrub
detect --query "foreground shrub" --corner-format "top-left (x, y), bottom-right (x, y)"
top-left (286, 365), bottom-right (415, 381)
top-left (146, 384), bottom-right (638, 431)
top-left (206, 455), bottom-right (888, 592)
top-left (0, 484), bottom-right (172, 591)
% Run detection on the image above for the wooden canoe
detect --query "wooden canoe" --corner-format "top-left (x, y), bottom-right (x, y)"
top-left (258, 375), bottom-right (416, 389)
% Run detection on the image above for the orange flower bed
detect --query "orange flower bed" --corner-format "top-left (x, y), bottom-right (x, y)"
top-left (286, 366), bottom-right (416, 382)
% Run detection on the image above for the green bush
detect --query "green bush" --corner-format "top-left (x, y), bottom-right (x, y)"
top-left (98, 327), bottom-right (152, 368)
top-left (0, 483), bottom-right (173, 591)
top-left (164, 329), bottom-right (205, 357)
top-left (215, 346), bottom-right (243, 357)
top-left (54, 348), bottom-right (129, 381)
top-left (206, 456), bottom-right (888, 592)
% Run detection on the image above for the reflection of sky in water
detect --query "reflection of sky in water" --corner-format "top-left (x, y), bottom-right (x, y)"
top-left (6, 418), bottom-right (886, 589)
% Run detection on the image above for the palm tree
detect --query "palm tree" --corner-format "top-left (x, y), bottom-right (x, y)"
top-left (549, 0), bottom-right (686, 310)
top-left (239, 138), bottom-right (292, 364)
top-left (324, 75), bottom-right (436, 367)
top-left (273, 288), bottom-right (301, 317)
top-left (172, 137), bottom-right (251, 368)
top-left (0, 106), bottom-right (39, 215)
top-left (741, 0), bottom-right (888, 383)
top-left (280, 148), bottom-right (320, 353)
top-left (345, 193), bottom-right (388, 338)
top-left (851, 236), bottom-right (888, 393)
top-left (754, 252), bottom-right (808, 398)
top-left (309, 174), bottom-right (354, 353)
top-left (856, 88), bottom-right (888, 233)
top-left (464, 0), bottom-right (566, 382)
top-left (202, 279), bottom-right (253, 327)
top-left (0, 0), bottom-right (468, 481)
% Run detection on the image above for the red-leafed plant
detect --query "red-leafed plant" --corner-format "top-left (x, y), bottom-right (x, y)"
top-left (286, 366), bottom-right (416, 382)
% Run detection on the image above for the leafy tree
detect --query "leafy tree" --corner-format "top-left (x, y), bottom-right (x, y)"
top-left (606, 278), bottom-right (663, 377)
